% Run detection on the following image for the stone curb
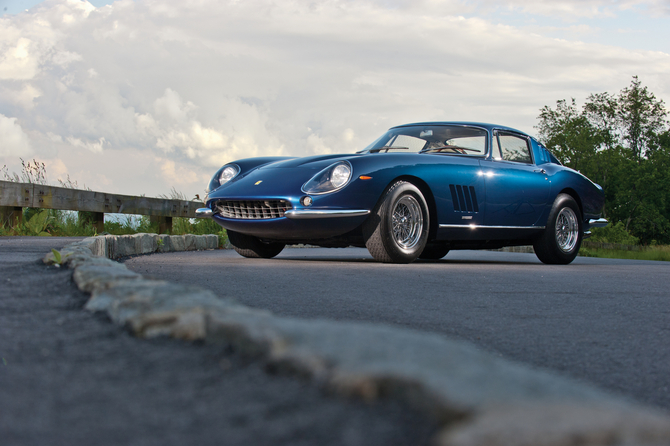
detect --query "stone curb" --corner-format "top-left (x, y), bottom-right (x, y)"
top-left (44, 235), bottom-right (670, 446)
top-left (42, 233), bottom-right (219, 263)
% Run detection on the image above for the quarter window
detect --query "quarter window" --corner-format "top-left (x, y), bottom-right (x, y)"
top-left (495, 133), bottom-right (532, 163)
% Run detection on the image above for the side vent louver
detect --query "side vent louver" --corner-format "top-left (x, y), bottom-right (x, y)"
top-left (450, 185), bottom-right (479, 213)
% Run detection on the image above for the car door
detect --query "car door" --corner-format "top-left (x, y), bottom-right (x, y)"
top-left (435, 156), bottom-right (486, 227)
top-left (480, 130), bottom-right (550, 227)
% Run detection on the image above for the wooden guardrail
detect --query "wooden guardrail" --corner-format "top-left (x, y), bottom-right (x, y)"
top-left (0, 180), bottom-right (202, 233)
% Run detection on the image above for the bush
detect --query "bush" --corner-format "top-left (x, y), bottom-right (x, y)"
top-left (589, 222), bottom-right (640, 245)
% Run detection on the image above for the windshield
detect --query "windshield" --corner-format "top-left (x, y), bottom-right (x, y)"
top-left (362, 125), bottom-right (488, 156)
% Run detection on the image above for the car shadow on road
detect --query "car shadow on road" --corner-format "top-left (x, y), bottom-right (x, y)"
top-left (271, 256), bottom-right (542, 266)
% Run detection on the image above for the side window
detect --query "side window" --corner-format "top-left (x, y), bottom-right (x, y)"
top-left (497, 133), bottom-right (532, 163)
top-left (547, 149), bottom-right (561, 165)
top-left (492, 135), bottom-right (503, 160)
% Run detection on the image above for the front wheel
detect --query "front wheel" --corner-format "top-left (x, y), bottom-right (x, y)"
top-left (363, 181), bottom-right (429, 263)
top-left (227, 230), bottom-right (285, 259)
top-left (533, 194), bottom-right (582, 265)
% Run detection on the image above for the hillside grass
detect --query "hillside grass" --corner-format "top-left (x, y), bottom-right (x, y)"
top-left (579, 245), bottom-right (670, 262)
top-left (0, 209), bottom-right (228, 248)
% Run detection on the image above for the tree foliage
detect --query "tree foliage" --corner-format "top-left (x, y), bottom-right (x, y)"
top-left (537, 77), bottom-right (670, 244)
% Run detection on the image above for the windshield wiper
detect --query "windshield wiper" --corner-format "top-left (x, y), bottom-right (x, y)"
top-left (420, 145), bottom-right (480, 154)
top-left (368, 146), bottom-right (410, 153)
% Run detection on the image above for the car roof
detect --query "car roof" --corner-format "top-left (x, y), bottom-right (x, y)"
top-left (390, 121), bottom-right (527, 136)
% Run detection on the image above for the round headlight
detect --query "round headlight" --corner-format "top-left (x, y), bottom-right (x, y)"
top-left (220, 166), bottom-right (238, 183)
top-left (207, 164), bottom-right (240, 192)
top-left (302, 161), bottom-right (353, 195)
top-left (331, 164), bottom-right (351, 189)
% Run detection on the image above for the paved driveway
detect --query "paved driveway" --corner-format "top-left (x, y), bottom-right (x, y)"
top-left (125, 247), bottom-right (670, 410)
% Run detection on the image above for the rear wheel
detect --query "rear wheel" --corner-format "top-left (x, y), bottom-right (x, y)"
top-left (227, 230), bottom-right (285, 259)
top-left (533, 194), bottom-right (582, 264)
top-left (363, 181), bottom-right (429, 263)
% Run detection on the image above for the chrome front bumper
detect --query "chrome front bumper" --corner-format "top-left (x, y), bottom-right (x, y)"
top-left (284, 209), bottom-right (370, 219)
top-left (195, 207), bottom-right (213, 218)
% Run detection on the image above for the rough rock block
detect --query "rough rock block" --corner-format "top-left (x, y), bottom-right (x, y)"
top-left (112, 235), bottom-right (138, 258)
top-left (132, 233), bottom-right (157, 255)
top-left (43, 245), bottom-right (94, 265)
top-left (205, 234), bottom-right (218, 250)
top-left (195, 236), bottom-right (207, 251)
top-left (132, 308), bottom-right (208, 340)
top-left (80, 236), bottom-right (108, 257)
top-left (73, 262), bottom-right (142, 293)
top-left (184, 234), bottom-right (196, 251)
top-left (85, 280), bottom-right (241, 339)
top-left (170, 235), bottom-right (185, 252)
top-left (437, 403), bottom-right (670, 446)
top-left (156, 234), bottom-right (173, 253)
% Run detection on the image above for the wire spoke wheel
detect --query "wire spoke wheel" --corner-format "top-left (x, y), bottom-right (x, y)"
top-left (391, 196), bottom-right (423, 249)
top-left (533, 193), bottom-right (582, 265)
top-left (555, 207), bottom-right (579, 253)
top-left (363, 181), bottom-right (429, 263)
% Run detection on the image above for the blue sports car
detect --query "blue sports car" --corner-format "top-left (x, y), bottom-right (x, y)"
top-left (197, 122), bottom-right (607, 264)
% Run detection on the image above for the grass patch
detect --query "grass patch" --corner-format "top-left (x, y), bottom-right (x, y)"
top-left (1, 210), bottom-right (227, 248)
top-left (578, 222), bottom-right (670, 261)
top-left (579, 245), bottom-right (670, 261)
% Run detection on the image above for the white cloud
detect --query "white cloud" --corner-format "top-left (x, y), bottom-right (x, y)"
top-left (473, 0), bottom-right (670, 19)
top-left (0, 37), bottom-right (38, 80)
top-left (152, 88), bottom-right (195, 123)
top-left (159, 158), bottom-right (200, 188)
top-left (65, 135), bottom-right (107, 153)
top-left (0, 0), bottom-right (668, 199)
top-left (135, 88), bottom-right (283, 166)
top-left (0, 114), bottom-right (32, 157)
top-left (1, 83), bottom-right (42, 109)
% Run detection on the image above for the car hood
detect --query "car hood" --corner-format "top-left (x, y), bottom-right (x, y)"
top-left (258, 154), bottom-right (360, 170)
top-left (211, 160), bottom-right (356, 200)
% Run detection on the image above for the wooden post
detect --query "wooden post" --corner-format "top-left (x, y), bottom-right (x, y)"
top-left (150, 215), bottom-right (173, 234)
top-left (78, 211), bottom-right (104, 233)
top-left (92, 212), bottom-right (104, 234)
top-left (0, 206), bottom-right (23, 227)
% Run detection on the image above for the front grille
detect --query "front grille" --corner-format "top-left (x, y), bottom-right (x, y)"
top-left (214, 199), bottom-right (292, 219)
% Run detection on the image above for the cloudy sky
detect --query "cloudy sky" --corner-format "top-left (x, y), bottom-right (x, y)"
top-left (1, 0), bottom-right (669, 199)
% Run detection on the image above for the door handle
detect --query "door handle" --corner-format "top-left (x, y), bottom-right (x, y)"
top-left (534, 169), bottom-right (546, 174)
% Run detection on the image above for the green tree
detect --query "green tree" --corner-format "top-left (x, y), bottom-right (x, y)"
top-left (537, 99), bottom-right (600, 170)
top-left (536, 77), bottom-right (670, 244)
top-left (584, 76), bottom-right (667, 163)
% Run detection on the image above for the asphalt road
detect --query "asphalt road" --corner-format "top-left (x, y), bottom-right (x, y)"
top-left (124, 247), bottom-right (670, 411)
top-left (0, 237), bottom-right (437, 446)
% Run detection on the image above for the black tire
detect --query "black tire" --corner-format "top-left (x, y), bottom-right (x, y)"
top-left (533, 194), bottom-right (582, 265)
top-left (363, 181), bottom-right (430, 263)
top-left (227, 230), bottom-right (285, 259)
top-left (419, 244), bottom-right (450, 260)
